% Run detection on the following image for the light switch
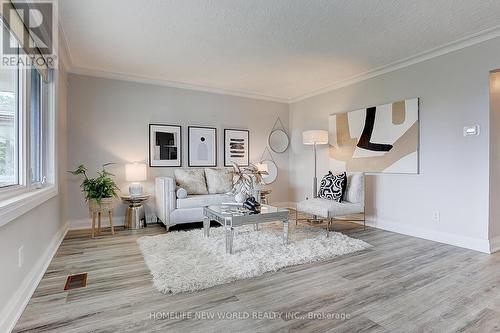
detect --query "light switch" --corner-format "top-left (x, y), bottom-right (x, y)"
top-left (463, 125), bottom-right (480, 136)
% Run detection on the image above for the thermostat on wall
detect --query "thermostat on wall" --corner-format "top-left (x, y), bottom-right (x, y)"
top-left (463, 125), bottom-right (480, 136)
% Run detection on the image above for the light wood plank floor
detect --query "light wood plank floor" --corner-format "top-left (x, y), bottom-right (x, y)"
top-left (13, 217), bottom-right (500, 333)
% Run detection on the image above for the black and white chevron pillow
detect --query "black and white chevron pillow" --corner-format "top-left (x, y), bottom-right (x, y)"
top-left (318, 171), bottom-right (347, 202)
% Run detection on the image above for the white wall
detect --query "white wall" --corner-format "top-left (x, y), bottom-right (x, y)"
top-left (290, 38), bottom-right (500, 253)
top-left (66, 75), bottom-right (290, 228)
top-left (0, 35), bottom-right (69, 332)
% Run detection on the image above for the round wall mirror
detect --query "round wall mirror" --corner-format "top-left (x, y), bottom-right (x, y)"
top-left (261, 159), bottom-right (278, 184)
top-left (268, 129), bottom-right (289, 153)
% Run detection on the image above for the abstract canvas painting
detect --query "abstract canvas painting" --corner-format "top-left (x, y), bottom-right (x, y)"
top-left (224, 129), bottom-right (249, 166)
top-left (329, 98), bottom-right (419, 174)
top-left (188, 126), bottom-right (217, 167)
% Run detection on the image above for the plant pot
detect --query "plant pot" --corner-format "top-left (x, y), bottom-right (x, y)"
top-left (88, 197), bottom-right (114, 213)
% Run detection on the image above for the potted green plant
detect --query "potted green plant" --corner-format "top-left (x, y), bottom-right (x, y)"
top-left (68, 163), bottom-right (119, 212)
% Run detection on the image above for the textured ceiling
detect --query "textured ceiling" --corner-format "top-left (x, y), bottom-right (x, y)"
top-left (59, 0), bottom-right (500, 102)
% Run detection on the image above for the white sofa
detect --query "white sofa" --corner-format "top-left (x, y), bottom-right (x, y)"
top-left (296, 172), bottom-right (365, 230)
top-left (155, 171), bottom-right (235, 230)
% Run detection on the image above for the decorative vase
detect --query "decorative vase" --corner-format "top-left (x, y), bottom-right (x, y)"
top-left (234, 192), bottom-right (247, 203)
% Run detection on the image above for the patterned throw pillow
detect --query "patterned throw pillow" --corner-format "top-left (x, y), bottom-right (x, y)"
top-left (318, 171), bottom-right (347, 202)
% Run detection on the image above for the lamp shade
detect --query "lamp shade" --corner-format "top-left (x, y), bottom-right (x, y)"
top-left (302, 130), bottom-right (329, 145)
top-left (125, 163), bottom-right (147, 182)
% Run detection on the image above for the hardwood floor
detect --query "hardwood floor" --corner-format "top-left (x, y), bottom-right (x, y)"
top-left (13, 218), bottom-right (500, 333)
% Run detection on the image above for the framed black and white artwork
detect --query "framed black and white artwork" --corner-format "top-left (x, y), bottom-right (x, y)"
top-left (149, 124), bottom-right (182, 167)
top-left (224, 129), bottom-right (249, 166)
top-left (188, 126), bottom-right (217, 167)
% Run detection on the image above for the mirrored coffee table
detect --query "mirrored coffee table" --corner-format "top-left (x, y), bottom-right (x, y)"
top-left (203, 204), bottom-right (290, 254)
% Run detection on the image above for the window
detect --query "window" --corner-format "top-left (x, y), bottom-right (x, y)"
top-left (30, 69), bottom-right (43, 185)
top-left (0, 20), bottom-right (53, 198)
top-left (0, 38), bottom-right (19, 188)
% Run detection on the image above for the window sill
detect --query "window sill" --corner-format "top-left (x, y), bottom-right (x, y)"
top-left (0, 186), bottom-right (58, 228)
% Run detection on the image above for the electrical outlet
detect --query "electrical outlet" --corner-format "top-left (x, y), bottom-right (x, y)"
top-left (432, 211), bottom-right (440, 222)
top-left (18, 246), bottom-right (24, 268)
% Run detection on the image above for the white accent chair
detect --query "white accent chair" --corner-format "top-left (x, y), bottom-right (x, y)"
top-left (296, 172), bottom-right (365, 234)
top-left (155, 177), bottom-right (235, 230)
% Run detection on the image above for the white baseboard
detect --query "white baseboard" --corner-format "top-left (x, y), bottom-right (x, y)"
top-left (68, 213), bottom-right (158, 230)
top-left (359, 217), bottom-right (491, 253)
top-left (270, 201), bottom-right (298, 208)
top-left (289, 203), bottom-right (491, 253)
top-left (0, 224), bottom-right (68, 333)
top-left (68, 216), bottom-right (126, 230)
top-left (489, 235), bottom-right (500, 253)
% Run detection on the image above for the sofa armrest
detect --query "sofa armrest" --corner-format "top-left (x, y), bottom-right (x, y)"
top-left (155, 177), bottom-right (176, 224)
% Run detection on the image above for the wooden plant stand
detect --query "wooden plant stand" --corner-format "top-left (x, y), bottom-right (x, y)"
top-left (89, 198), bottom-right (115, 238)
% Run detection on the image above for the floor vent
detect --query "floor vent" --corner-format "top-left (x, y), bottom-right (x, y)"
top-left (64, 273), bottom-right (88, 290)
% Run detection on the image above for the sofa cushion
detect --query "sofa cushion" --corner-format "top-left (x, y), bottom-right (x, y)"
top-left (177, 194), bottom-right (235, 209)
top-left (174, 169), bottom-right (208, 195)
top-left (297, 198), bottom-right (363, 218)
top-left (204, 168), bottom-right (234, 194)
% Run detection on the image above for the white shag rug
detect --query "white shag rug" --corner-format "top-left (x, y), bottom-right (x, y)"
top-left (137, 223), bottom-right (371, 294)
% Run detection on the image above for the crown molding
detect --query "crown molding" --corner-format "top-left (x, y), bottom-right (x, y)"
top-left (289, 25), bottom-right (500, 103)
top-left (57, 22), bottom-right (72, 71)
top-left (67, 67), bottom-right (290, 104)
top-left (65, 24), bottom-right (500, 105)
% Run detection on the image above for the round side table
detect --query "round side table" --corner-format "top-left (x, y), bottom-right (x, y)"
top-left (121, 194), bottom-right (149, 229)
top-left (260, 189), bottom-right (272, 204)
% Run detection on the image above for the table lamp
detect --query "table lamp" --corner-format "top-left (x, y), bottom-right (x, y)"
top-left (302, 130), bottom-right (329, 198)
top-left (125, 162), bottom-right (147, 196)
